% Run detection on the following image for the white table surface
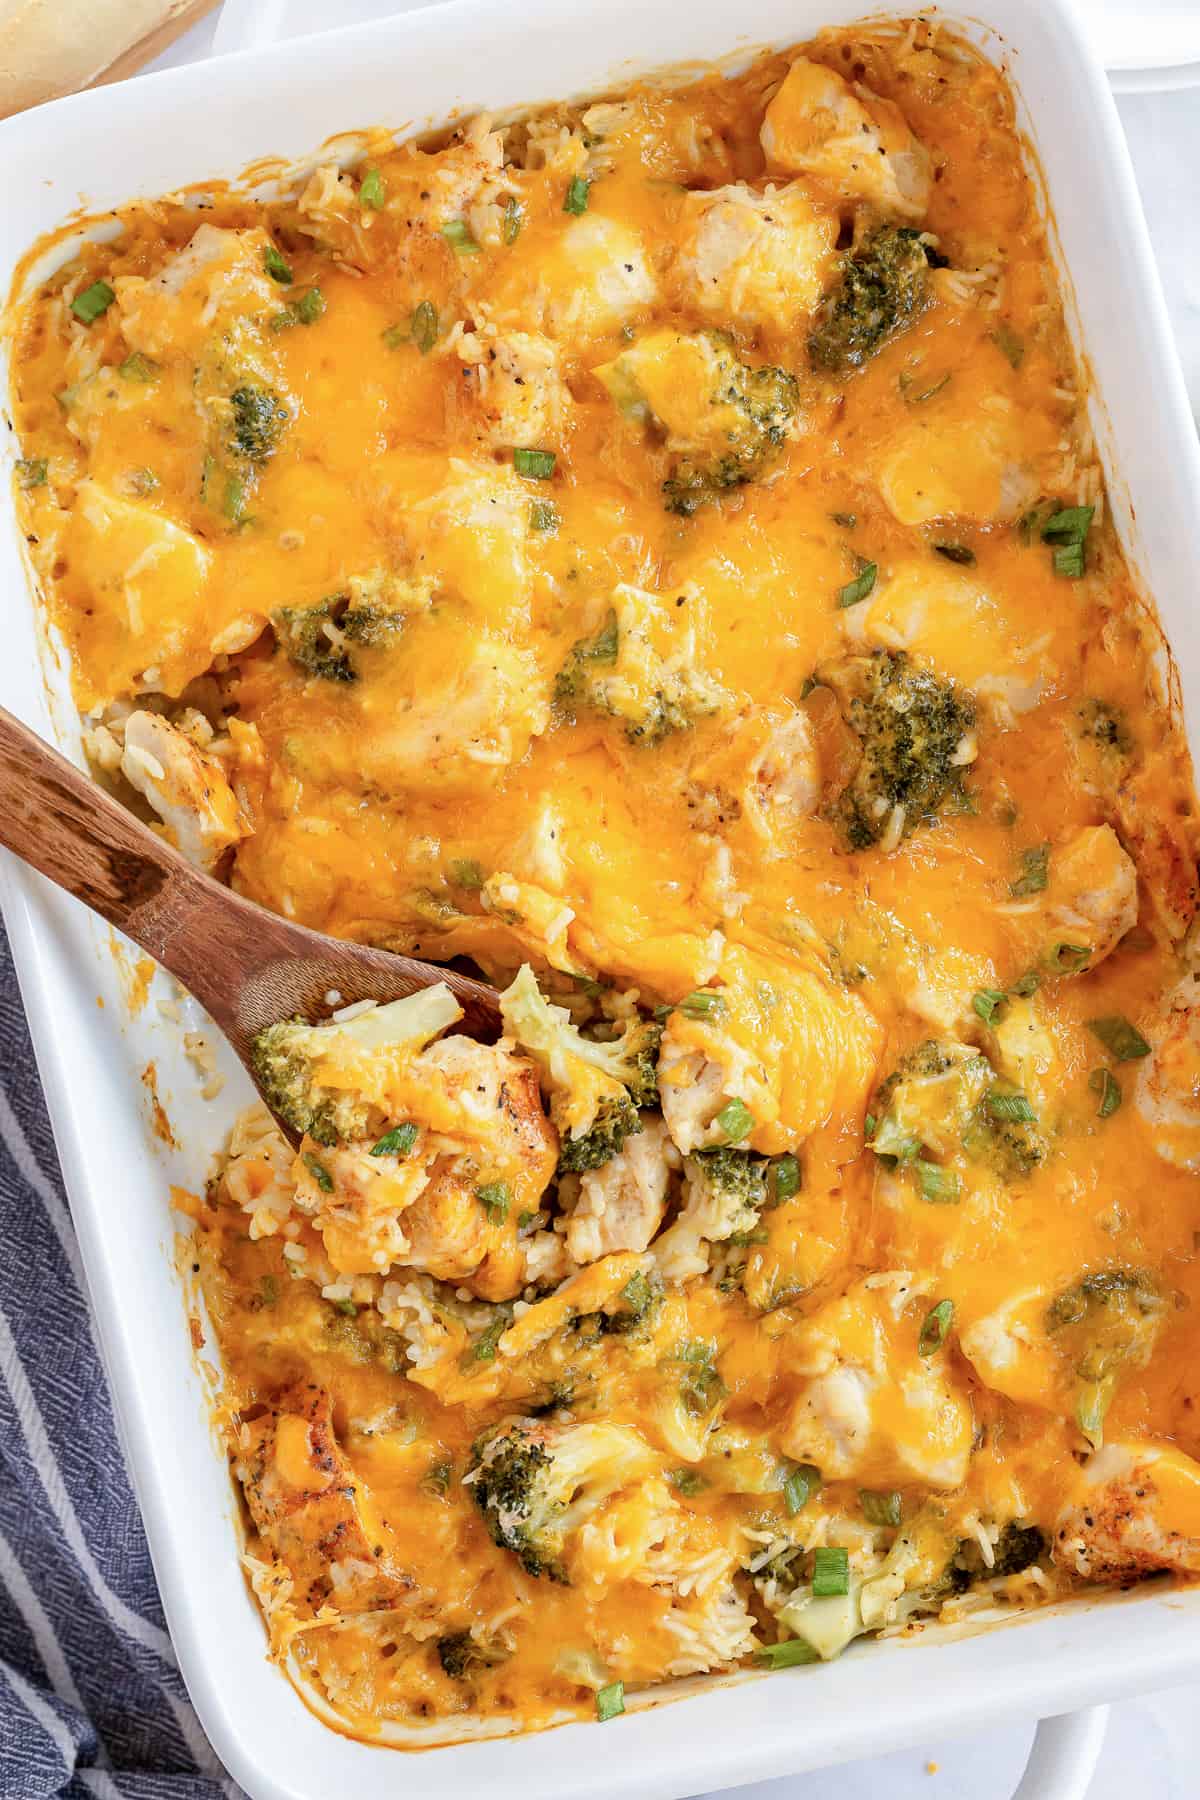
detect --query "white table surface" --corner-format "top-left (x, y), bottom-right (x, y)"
top-left (139, 9), bottom-right (1200, 1795)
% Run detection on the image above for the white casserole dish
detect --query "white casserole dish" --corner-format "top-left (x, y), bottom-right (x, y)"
top-left (2, 2), bottom-right (1200, 1795)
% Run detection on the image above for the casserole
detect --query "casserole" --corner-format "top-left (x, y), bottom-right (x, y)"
top-left (2, 0), bottom-right (1200, 1794)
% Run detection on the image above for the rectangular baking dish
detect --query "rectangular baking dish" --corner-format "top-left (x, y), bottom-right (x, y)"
top-left (2, 2), bottom-right (1200, 1796)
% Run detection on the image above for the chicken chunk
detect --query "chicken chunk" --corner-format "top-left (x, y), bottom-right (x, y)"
top-left (657, 943), bottom-right (881, 1161)
top-left (1054, 1440), bottom-right (1200, 1581)
top-left (567, 1115), bottom-right (675, 1264)
top-left (236, 1384), bottom-right (413, 1613)
top-left (115, 224), bottom-right (280, 358)
top-left (673, 181), bottom-right (836, 334)
top-left (687, 705), bottom-right (821, 843)
top-left (120, 709), bottom-right (245, 872)
top-left (1136, 973), bottom-right (1200, 1170)
top-left (452, 325), bottom-right (570, 451)
top-left (1032, 825), bottom-right (1138, 974)
top-left (780, 1277), bottom-right (973, 1489)
top-left (761, 57), bottom-right (932, 222)
top-left (875, 405), bottom-right (1038, 527)
top-left (538, 215), bottom-right (658, 342)
top-left (1115, 763), bottom-right (1200, 942)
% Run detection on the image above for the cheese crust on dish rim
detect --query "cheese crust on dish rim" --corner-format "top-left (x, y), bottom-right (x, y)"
top-left (8, 12), bottom-right (1200, 1748)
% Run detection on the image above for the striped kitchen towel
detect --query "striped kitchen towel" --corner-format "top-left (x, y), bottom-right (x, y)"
top-left (0, 926), bottom-right (238, 1799)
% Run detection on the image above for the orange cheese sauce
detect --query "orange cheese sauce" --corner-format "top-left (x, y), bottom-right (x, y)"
top-left (9, 16), bottom-right (1200, 1747)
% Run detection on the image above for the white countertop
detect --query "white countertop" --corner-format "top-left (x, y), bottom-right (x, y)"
top-left (142, 11), bottom-right (1200, 1795)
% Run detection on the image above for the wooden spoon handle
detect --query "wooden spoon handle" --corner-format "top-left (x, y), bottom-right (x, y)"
top-left (0, 702), bottom-right (203, 946)
top-left (0, 704), bottom-right (503, 1047)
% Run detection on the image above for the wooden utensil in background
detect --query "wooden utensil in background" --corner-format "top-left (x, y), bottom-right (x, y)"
top-left (0, 0), bottom-right (219, 119)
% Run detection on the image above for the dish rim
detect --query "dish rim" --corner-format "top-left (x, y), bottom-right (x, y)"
top-left (4, 1), bottom-right (1200, 1795)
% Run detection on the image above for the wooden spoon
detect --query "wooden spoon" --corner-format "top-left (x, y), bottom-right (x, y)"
top-left (0, 704), bottom-right (502, 1140)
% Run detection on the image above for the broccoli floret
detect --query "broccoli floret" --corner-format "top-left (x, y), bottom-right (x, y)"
top-left (595, 328), bottom-right (798, 516)
top-left (1045, 1268), bottom-right (1162, 1447)
top-left (436, 1631), bottom-right (508, 1679)
top-left (991, 1522), bottom-right (1046, 1577)
top-left (692, 1146), bottom-right (769, 1210)
top-left (1078, 698), bottom-right (1132, 757)
top-left (468, 1417), bottom-right (656, 1581)
top-left (602, 1266), bottom-right (665, 1336)
top-left (271, 593), bottom-right (408, 682)
top-left (869, 1038), bottom-right (1046, 1191)
top-left (228, 383), bottom-right (289, 464)
top-left (808, 226), bottom-right (931, 374)
top-left (819, 650), bottom-right (976, 850)
top-left (553, 585), bottom-right (724, 746)
top-left (249, 983), bottom-right (462, 1144)
top-left (500, 964), bottom-right (661, 1171)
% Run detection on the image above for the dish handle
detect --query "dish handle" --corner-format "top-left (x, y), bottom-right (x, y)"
top-left (1012, 1706), bottom-right (1108, 1799)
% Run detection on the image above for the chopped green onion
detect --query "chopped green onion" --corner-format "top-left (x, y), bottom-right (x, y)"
top-left (302, 1152), bottom-right (333, 1193)
top-left (529, 499), bottom-right (560, 533)
top-left (333, 1297), bottom-right (357, 1317)
top-left (1042, 505), bottom-right (1094, 544)
top-left (836, 561), bottom-right (878, 609)
top-left (382, 323), bottom-right (407, 349)
top-left (990, 323), bottom-right (1025, 368)
top-left (359, 165), bottom-right (386, 209)
top-left (222, 474), bottom-right (247, 523)
top-left (933, 541), bottom-right (975, 566)
top-left (811, 1545), bottom-right (849, 1596)
top-left (476, 1181), bottom-right (511, 1224)
top-left (715, 1098), bottom-right (754, 1143)
top-left (564, 176), bottom-right (591, 215)
top-left (370, 1122), bottom-right (419, 1157)
top-left (859, 1489), bottom-right (902, 1527)
top-left (1086, 1015), bottom-right (1151, 1061)
top-left (986, 1089), bottom-right (1036, 1123)
top-left (467, 1315), bottom-right (509, 1365)
top-left (272, 286), bottom-right (326, 330)
top-left (783, 1463), bottom-right (819, 1515)
top-left (449, 858), bottom-right (484, 889)
top-left (1046, 941), bottom-right (1091, 974)
top-left (901, 371), bottom-right (950, 404)
top-left (915, 1160), bottom-right (960, 1203)
top-left (411, 300), bottom-right (439, 354)
top-left (1042, 505), bottom-right (1093, 579)
top-left (264, 244), bottom-right (293, 284)
top-left (513, 447), bottom-right (556, 480)
top-left (118, 352), bottom-right (159, 382)
top-left (918, 1299), bottom-right (954, 1357)
top-left (15, 458), bottom-right (47, 490)
top-left (595, 1681), bottom-right (624, 1722)
top-left (727, 1228), bottom-right (769, 1246)
top-left (503, 197), bottom-right (524, 244)
top-left (678, 990), bottom-right (726, 1018)
top-left (1009, 843), bottom-right (1049, 897)
top-left (770, 1153), bottom-right (802, 1204)
top-left (670, 1468), bottom-right (706, 1497)
top-left (441, 219), bottom-right (480, 254)
top-left (757, 1637), bottom-right (820, 1669)
top-left (1088, 1067), bottom-right (1122, 1118)
top-left (71, 280), bottom-right (115, 324)
top-left (1010, 969), bottom-right (1041, 998)
top-left (972, 988), bottom-right (1006, 1025)
top-left (864, 1112), bottom-right (877, 1137)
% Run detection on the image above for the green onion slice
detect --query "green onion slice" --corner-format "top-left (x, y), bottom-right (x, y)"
top-left (836, 561), bottom-right (878, 609)
top-left (302, 1152), bottom-right (333, 1193)
top-left (513, 447), bottom-right (556, 479)
top-left (529, 499), bottom-right (560, 533)
top-left (441, 219), bottom-right (481, 254)
top-left (1086, 1015), bottom-right (1151, 1061)
top-left (596, 1681), bottom-right (625, 1721)
top-left (410, 300), bottom-right (438, 354)
top-left (503, 197), bottom-right (524, 244)
top-left (859, 1489), bottom-right (902, 1527)
top-left (15, 458), bottom-right (47, 490)
top-left (678, 990), bottom-right (726, 1018)
top-left (476, 1181), bottom-right (511, 1224)
top-left (71, 281), bottom-right (115, 324)
top-left (264, 244), bottom-right (293, 284)
top-left (986, 1089), bottom-right (1036, 1123)
top-left (757, 1637), bottom-right (820, 1669)
top-left (918, 1299), bottom-right (954, 1357)
top-left (811, 1545), bottom-right (849, 1596)
top-left (1088, 1067), bottom-right (1122, 1118)
top-left (972, 988), bottom-right (1006, 1025)
top-left (783, 1462), bottom-right (819, 1515)
top-left (916, 1160), bottom-right (960, 1203)
top-left (359, 166), bottom-right (386, 209)
top-left (715, 1098), bottom-right (754, 1143)
top-left (370, 1122), bottom-right (419, 1157)
top-left (770, 1153), bottom-right (802, 1203)
top-left (564, 176), bottom-right (591, 215)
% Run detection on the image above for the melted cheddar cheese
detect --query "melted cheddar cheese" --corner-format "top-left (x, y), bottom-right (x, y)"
top-left (9, 16), bottom-right (1200, 1748)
